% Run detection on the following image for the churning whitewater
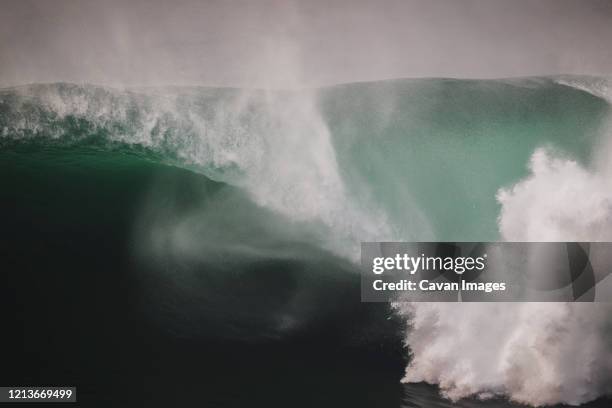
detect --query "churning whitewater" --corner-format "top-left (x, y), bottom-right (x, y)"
top-left (1, 76), bottom-right (612, 406)
top-left (395, 78), bottom-right (612, 406)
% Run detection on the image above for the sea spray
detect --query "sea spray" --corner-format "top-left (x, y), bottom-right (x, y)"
top-left (394, 80), bottom-right (612, 404)
top-left (393, 301), bottom-right (612, 406)
top-left (0, 83), bottom-right (394, 258)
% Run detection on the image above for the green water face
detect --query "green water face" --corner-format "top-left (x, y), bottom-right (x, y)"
top-left (320, 78), bottom-right (611, 241)
top-left (2, 78), bottom-right (610, 243)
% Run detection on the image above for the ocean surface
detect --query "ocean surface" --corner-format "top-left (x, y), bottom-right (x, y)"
top-left (1, 77), bottom-right (611, 407)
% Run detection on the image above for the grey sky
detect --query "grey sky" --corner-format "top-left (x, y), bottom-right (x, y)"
top-left (1, 0), bottom-right (611, 88)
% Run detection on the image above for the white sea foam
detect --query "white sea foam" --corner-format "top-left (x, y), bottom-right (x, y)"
top-left (497, 148), bottom-right (612, 242)
top-left (396, 80), bottom-right (612, 406)
top-left (395, 159), bottom-right (612, 404)
top-left (203, 89), bottom-right (395, 257)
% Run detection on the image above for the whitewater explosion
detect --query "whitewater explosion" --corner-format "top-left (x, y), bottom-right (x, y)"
top-left (394, 79), bottom-right (612, 406)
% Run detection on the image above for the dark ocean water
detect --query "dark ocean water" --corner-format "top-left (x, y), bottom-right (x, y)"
top-left (0, 144), bottom-right (406, 407)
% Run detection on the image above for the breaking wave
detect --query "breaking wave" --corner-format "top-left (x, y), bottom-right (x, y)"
top-left (394, 77), bottom-right (612, 406)
top-left (2, 76), bottom-right (612, 406)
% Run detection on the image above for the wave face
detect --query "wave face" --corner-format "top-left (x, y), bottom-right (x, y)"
top-left (2, 78), bottom-right (607, 244)
top-left (2, 77), bottom-right (612, 406)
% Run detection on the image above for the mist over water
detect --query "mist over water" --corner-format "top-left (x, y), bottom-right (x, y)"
top-left (3, 0), bottom-right (612, 87)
